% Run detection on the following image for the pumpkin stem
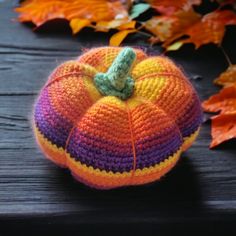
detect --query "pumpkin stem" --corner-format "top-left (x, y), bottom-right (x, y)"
top-left (94, 47), bottom-right (136, 100)
top-left (106, 47), bottom-right (136, 91)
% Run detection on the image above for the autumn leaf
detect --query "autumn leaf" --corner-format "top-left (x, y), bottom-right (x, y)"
top-left (15, 0), bottom-right (236, 50)
top-left (203, 60), bottom-right (236, 148)
top-left (109, 29), bottom-right (136, 46)
top-left (202, 76), bottom-right (236, 148)
top-left (96, 20), bottom-right (136, 32)
top-left (215, 0), bottom-right (236, 7)
top-left (214, 65), bottom-right (236, 87)
top-left (103, 20), bottom-right (137, 46)
top-left (15, 0), bottom-right (129, 32)
top-left (129, 3), bottom-right (150, 19)
top-left (144, 8), bottom-right (236, 50)
top-left (210, 113), bottom-right (236, 148)
top-left (144, 9), bottom-right (200, 43)
top-left (118, 21), bottom-right (136, 30)
top-left (146, 0), bottom-right (201, 15)
top-left (15, 0), bottom-right (68, 26)
top-left (202, 84), bottom-right (236, 114)
top-left (166, 10), bottom-right (236, 50)
top-left (180, 10), bottom-right (236, 48)
top-left (70, 18), bottom-right (90, 34)
top-left (63, 0), bottom-right (128, 22)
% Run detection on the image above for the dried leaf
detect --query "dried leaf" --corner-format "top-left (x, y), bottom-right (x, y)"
top-left (179, 10), bottom-right (236, 49)
top-left (146, 0), bottom-right (201, 15)
top-left (216, 0), bottom-right (236, 7)
top-left (15, 0), bottom-right (68, 26)
top-left (64, 0), bottom-right (128, 22)
top-left (15, 0), bottom-right (236, 52)
top-left (144, 9), bottom-right (201, 43)
top-left (214, 65), bottom-right (236, 87)
top-left (109, 29), bottom-right (136, 46)
top-left (202, 78), bottom-right (236, 148)
top-left (95, 20), bottom-right (136, 34)
top-left (95, 20), bottom-right (134, 32)
top-left (70, 18), bottom-right (90, 34)
top-left (118, 21), bottom-right (136, 30)
top-left (210, 113), bottom-right (236, 148)
top-left (166, 41), bottom-right (184, 51)
top-left (15, 0), bottom-right (129, 27)
top-left (145, 9), bottom-right (236, 50)
top-left (202, 85), bottom-right (236, 114)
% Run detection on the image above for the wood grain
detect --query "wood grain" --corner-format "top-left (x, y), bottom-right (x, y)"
top-left (0, 0), bottom-right (235, 235)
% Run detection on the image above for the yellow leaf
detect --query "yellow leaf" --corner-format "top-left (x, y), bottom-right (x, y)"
top-left (166, 41), bottom-right (184, 51)
top-left (70, 18), bottom-right (90, 34)
top-left (118, 21), bottom-right (136, 30)
top-left (95, 19), bottom-right (130, 32)
top-left (95, 20), bottom-right (135, 32)
top-left (214, 65), bottom-right (236, 87)
top-left (109, 29), bottom-right (136, 46)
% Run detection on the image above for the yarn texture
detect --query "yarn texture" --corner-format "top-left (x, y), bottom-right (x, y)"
top-left (33, 47), bottom-right (202, 189)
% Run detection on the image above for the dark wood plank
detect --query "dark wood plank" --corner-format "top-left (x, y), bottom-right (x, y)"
top-left (0, 0), bottom-right (236, 235)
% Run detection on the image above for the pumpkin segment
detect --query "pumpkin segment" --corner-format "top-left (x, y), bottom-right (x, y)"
top-left (33, 47), bottom-right (202, 189)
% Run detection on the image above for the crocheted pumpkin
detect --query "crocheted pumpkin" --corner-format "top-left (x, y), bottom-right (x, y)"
top-left (33, 47), bottom-right (202, 189)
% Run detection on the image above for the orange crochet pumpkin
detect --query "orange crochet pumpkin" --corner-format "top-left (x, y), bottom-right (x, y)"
top-left (33, 47), bottom-right (202, 189)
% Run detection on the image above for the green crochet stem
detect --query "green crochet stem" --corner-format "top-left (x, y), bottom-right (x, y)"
top-left (94, 47), bottom-right (136, 100)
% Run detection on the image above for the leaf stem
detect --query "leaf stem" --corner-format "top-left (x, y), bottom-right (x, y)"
top-left (136, 30), bottom-right (153, 38)
top-left (220, 46), bottom-right (232, 66)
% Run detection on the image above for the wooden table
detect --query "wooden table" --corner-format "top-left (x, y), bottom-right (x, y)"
top-left (0, 0), bottom-right (235, 235)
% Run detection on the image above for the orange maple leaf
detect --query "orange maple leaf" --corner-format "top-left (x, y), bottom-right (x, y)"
top-left (144, 9), bottom-right (236, 50)
top-left (179, 10), bottom-right (236, 48)
top-left (202, 69), bottom-right (236, 148)
top-left (214, 65), bottom-right (236, 87)
top-left (146, 0), bottom-right (201, 15)
top-left (15, 0), bottom-right (68, 26)
top-left (144, 9), bottom-right (200, 43)
top-left (15, 0), bottom-right (129, 33)
top-left (210, 113), bottom-right (236, 148)
top-left (165, 10), bottom-right (236, 50)
top-left (202, 84), bottom-right (236, 114)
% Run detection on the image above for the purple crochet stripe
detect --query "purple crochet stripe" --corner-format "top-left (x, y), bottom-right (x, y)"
top-left (66, 129), bottom-right (134, 173)
top-left (34, 88), bottom-right (73, 148)
top-left (66, 127), bottom-right (182, 173)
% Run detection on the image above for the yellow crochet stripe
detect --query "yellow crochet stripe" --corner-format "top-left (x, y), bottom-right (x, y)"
top-left (67, 149), bottom-right (181, 178)
top-left (131, 57), bottom-right (182, 79)
top-left (182, 127), bottom-right (200, 151)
